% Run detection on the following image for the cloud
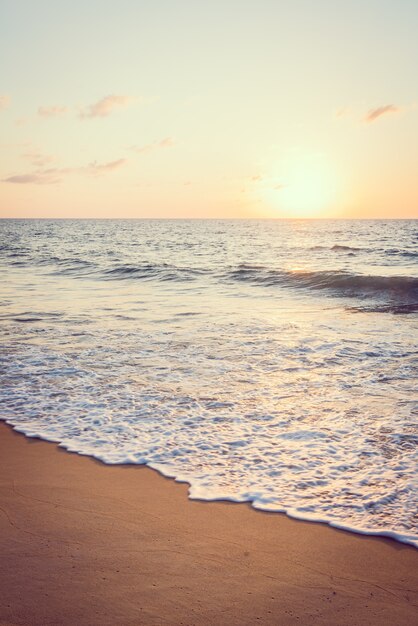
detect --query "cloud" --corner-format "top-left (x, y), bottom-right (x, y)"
top-left (246, 175), bottom-right (284, 190)
top-left (129, 143), bottom-right (154, 155)
top-left (21, 151), bottom-right (56, 167)
top-left (38, 105), bottom-right (68, 118)
top-left (129, 137), bottom-right (175, 154)
top-left (0, 95), bottom-right (11, 111)
top-left (79, 95), bottom-right (133, 119)
top-left (159, 137), bottom-right (175, 148)
top-left (3, 159), bottom-right (127, 185)
top-left (364, 104), bottom-right (401, 123)
top-left (83, 159), bottom-right (127, 174)
top-left (3, 172), bottom-right (61, 185)
top-left (335, 107), bottom-right (351, 119)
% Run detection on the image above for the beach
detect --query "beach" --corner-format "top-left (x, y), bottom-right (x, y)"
top-left (2, 0), bottom-right (418, 621)
top-left (1, 421), bottom-right (417, 626)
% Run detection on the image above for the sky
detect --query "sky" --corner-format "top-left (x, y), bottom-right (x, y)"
top-left (1, 0), bottom-right (417, 218)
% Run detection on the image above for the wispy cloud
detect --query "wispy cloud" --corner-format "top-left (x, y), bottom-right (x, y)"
top-left (21, 151), bottom-right (56, 167)
top-left (364, 104), bottom-right (401, 123)
top-left (79, 95), bottom-right (133, 119)
top-left (3, 158), bottom-right (127, 185)
top-left (129, 137), bottom-right (175, 154)
top-left (83, 159), bottom-right (127, 174)
top-left (159, 137), bottom-right (175, 148)
top-left (3, 172), bottom-right (62, 185)
top-left (0, 95), bottom-right (11, 111)
top-left (129, 143), bottom-right (154, 155)
top-left (38, 105), bottom-right (68, 118)
top-left (246, 174), bottom-right (284, 190)
top-left (334, 107), bottom-right (351, 119)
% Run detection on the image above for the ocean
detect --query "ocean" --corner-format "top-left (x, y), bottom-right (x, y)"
top-left (1, 219), bottom-right (417, 546)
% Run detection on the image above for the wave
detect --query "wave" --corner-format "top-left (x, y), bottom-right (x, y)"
top-left (102, 263), bottom-right (208, 282)
top-left (309, 244), bottom-right (362, 252)
top-left (18, 258), bottom-right (207, 282)
top-left (310, 245), bottom-right (417, 259)
top-left (227, 265), bottom-right (418, 301)
top-left (0, 311), bottom-right (65, 323)
top-left (348, 303), bottom-right (418, 315)
top-left (331, 244), bottom-right (362, 252)
top-left (2, 247), bottom-right (417, 308)
top-left (386, 248), bottom-right (418, 259)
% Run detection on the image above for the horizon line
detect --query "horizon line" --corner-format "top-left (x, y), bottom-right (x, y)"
top-left (0, 216), bottom-right (417, 221)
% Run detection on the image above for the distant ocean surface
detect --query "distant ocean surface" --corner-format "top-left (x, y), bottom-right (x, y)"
top-left (1, 219), bottom-right (417, 546)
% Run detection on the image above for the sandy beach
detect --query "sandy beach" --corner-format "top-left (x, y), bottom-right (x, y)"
top-left (0, 421), bottom-right (417, 626)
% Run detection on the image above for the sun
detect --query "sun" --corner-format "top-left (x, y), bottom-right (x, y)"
top-left (258, 154), bottom-right (341, 218)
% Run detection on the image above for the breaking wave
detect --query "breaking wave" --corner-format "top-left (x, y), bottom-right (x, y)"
top-left (227, 265), bottom-right (418, 302)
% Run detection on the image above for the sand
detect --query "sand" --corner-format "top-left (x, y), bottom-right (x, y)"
top-left (0, 422), bottom-right (417, 625)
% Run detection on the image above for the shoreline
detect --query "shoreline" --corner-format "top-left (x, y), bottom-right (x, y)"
top-left (1, 421), bottom-right (417, 625)
top-left (4, 421), bottom-right (417, 550)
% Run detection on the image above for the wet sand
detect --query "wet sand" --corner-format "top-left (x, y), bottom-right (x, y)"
top-left (0, 421), bottom-right (417, 625)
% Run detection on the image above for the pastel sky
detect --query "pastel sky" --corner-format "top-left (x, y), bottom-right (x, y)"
top-left (1, 0), bottom-right (417, 218)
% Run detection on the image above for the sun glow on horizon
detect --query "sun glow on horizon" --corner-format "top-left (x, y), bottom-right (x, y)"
top-left (259, 155), bottom-right (342, 218)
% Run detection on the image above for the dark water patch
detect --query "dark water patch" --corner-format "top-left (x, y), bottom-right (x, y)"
top-left (36, 256), bottom-right (62, 266)
top-left (112, 314), bottom-right (137, 320)
top-left (10, 317), bottom-right (44, 323)
top-left (103, 263), bottom-right (164, 280)
top-left (331, 244), bottom-right (362, 252)
top-left (6, 251), bottom-right (30, 258)
top-left (9, 260), bottom-right (27, 266)
top-left (0, 311), bottom-right (65, 323)
top-left (102, 263), bottom-right (208, 283)
top-left (309, 244), bottom-right (363, 252)
top-left (347, 303), bottom-right (418, 315)
top-left (386, 248), bottom-right (418, 259)
top-left (50, 258), bottom-right (99, 276)
top-left (227, 265), bottom-right (418, 301)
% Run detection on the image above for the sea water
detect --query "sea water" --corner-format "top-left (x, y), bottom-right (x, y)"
top-left (1, 219), bottom-right (417, 546)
